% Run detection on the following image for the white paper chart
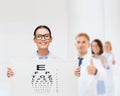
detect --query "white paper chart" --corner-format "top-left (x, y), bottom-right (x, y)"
top-left (10, 58), bottom-right (66, 96)
top-left (0, 63), bottom-right (10, 96)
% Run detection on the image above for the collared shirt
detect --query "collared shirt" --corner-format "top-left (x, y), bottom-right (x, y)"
top-left (33, 51), bottom-right (56, 61)
top-left (35, 51), bottom-right (49, 60)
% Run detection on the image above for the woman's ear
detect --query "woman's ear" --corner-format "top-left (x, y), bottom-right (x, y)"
top-left (33, 37), bottom-right (36, 43)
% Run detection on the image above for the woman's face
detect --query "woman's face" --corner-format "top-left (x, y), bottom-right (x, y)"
top-left (34, 28), bottom-right (52, 50)
top-left (91, 42), bottom-right (100, 55)
top-left (104, 43), bottom-right (111, 52)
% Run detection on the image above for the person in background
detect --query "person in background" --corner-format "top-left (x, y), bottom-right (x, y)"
top-left (74, 33), bottom-right (104, 96)
top-left (103, 41), bottom-right (116, 96)
top-left (91, 39), bottom-right (108, 96)
top-left (91, 39), bottom-right (109, 68)
top-left (103, 41), bottom-right (115, 65)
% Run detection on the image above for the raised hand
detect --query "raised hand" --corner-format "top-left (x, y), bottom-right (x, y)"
top-left (87, 59), bottom-right (97, 75)
top-left (7, 67), bottom-right (14, 77)
top-left (74, 67), bottom-right (81, 77)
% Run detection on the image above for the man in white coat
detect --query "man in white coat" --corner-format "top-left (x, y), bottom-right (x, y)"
top-left (74, 33), bottom-right (104, 96)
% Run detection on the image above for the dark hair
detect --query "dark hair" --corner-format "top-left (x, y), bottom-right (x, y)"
top-left (33, 25), bottom-right (52, 38)
top-left (91, 39), bottom-right (103, 55)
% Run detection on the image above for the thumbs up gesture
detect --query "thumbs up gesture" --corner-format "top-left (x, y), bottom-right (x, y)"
top-left (7, 67), bottom-right (14, 77)
top-left (87, 59), bottom-right (97, 75)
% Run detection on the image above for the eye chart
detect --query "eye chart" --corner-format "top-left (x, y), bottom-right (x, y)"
top-left (31, 61), bottom-right (59, 95)
top-left (10, 58), bottom-right (62, 96)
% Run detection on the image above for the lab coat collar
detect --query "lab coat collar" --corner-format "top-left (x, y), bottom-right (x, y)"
top-left (78, 52), bottom-right (91, 61)
top-left (35, 51), bottom-right (56, 60)
top-left (35, 51), bottom-right (49, 60)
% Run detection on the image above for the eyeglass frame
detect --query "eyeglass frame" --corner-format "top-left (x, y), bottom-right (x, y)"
top-left (34, 34), bottom-right (51, 40)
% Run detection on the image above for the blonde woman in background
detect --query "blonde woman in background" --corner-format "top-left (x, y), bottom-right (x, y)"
top-left (103, 41), bottom-right (115, 65)
top-left (103, 41), bottom-right (116, 96)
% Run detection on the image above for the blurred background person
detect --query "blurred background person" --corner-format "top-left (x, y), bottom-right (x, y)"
top-left (91, 39), bottom-right (107, 96)
top-left (103, 41), bottom-right (116, 96)
top-left (74, 33), bottom-right (104, 96)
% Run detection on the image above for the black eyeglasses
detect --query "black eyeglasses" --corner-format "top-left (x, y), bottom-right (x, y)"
top-left (35, 34), bottom-right (51, 40)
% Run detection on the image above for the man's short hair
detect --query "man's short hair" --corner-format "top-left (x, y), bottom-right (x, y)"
top-left (76, 33), bottom-right (90, 41)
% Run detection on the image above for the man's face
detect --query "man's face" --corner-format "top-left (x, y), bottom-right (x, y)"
top-left (34, 28), bottom-right (52, 50)
top-left (75, 36), bottom-right (90, 55)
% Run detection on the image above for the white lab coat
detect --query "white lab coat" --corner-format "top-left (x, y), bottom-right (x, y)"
top-left (10, 53), bottom-right (66, 96)
top-left (92, 57), bottom-right (107, 96)
top-left (76, 53), bottom-right (106, 96)
top-left (102, 53), bottom-right (115, 96)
